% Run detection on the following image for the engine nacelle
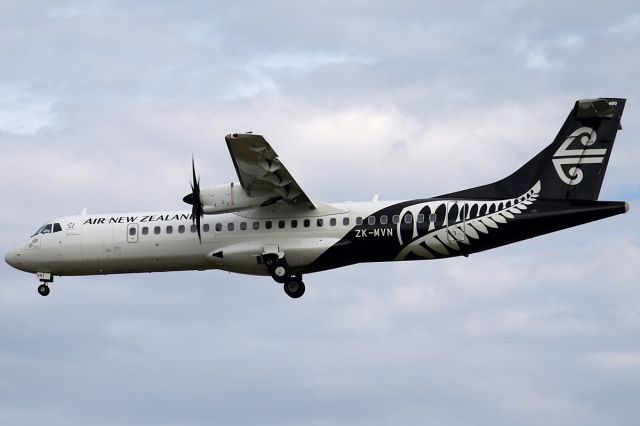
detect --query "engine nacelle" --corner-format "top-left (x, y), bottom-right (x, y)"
top-left (200, 183), bottom-right (273, 214)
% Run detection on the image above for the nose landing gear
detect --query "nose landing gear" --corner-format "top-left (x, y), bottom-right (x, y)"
top-left (37, 284), bottom-right (50, 296)
top-left (36, 272), bottom-right (53, 297)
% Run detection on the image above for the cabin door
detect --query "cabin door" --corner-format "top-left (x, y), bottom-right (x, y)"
top-left (127, 223), bottom-right (139, 243)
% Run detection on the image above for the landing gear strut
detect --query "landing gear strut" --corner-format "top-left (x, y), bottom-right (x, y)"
top-left (36, 272), bottom-right (53, 297)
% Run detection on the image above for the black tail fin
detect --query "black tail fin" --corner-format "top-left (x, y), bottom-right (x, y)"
top-left (444, 98), bottom-right (626, 201)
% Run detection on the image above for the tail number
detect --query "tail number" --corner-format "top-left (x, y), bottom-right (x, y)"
top-left (356, 228), bottom-right (394, 238)
top-left (552, 127), bottom-right (606, 185)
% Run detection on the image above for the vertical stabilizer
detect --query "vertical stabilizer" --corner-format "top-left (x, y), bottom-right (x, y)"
top-left (443, 98), bottom-right (626, 201)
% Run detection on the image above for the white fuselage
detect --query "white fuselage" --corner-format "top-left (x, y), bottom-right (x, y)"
top-left (5, 201), bottom-right (390, 277)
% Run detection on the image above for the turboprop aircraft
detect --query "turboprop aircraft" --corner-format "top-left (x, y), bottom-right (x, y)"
top-left (4, 98), bottom-right (629, 298)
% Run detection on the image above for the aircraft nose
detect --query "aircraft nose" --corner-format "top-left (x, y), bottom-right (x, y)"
top-left (5, 248), bottom-right (21, 269)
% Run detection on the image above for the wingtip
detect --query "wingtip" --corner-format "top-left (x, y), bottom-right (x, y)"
top-left (625, 202), bottom-right (630, 213)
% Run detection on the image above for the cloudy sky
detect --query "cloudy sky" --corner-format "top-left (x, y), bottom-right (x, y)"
top-left (1, 1), bottom-right (640, 425)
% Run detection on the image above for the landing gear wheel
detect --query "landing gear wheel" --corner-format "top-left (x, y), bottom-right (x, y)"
top-left (283, 279), bottom-right (305, 299)
top-left (263, 255), bottom-right (278, 268)
top-left (271, 262), bottom-right (290, 283)
top-left (37, 284), bottom-right (50, 297)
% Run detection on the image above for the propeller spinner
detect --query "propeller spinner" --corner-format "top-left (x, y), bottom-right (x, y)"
top-left (183, 157), bottom-right (203, 242)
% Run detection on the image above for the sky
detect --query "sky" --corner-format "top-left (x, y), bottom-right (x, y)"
top-left (1, 1), bottom-right (640, 425)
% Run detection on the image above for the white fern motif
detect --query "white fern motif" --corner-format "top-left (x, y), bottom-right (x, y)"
top-left (395, 181), bottom-right (541, 260)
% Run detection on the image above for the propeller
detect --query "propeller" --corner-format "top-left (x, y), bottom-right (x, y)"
top-left (183, 157), bottom-right (203, 242)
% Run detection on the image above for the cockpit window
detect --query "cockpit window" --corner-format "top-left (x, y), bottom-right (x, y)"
top-left (31, 223), bottom-right (63, 236)
top-left (31, 224), bottom-right (46, 237)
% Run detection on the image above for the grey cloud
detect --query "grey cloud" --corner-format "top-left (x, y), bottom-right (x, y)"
top-left (1, 1), bottom-right (640, 425)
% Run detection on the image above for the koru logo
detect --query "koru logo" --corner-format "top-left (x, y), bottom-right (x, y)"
top-left (552, 127), bottom-right (605, 185)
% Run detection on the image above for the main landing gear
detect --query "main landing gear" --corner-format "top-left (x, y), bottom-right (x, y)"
top-left (262, 253), bottom-right (306, 299)
top-left (36, 272), bottom-right (53, 297)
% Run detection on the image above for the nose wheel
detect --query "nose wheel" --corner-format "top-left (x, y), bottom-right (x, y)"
top-left (37, 284), bottom-right (50, 296)
top-left (36, 272), bottom-right (53, 296)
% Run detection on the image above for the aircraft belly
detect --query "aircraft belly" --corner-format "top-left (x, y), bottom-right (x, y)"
top-left (209, 237), bottom-right (343, 276)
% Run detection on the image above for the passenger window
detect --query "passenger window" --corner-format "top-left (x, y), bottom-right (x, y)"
top-left (303, 219), bottom-right (310, 228)
top-left (215, 223), bottom-right (222, 232)
top-left (178, 225), bottom-right (185, 233)
top-left (142, 227), bottom-right (149, 235)
top-left (53, 223), bottom-right (62, 233)
top-left (317, 218), bottom-right (323, 227)
top-left (291, 220), bottom-right (298, 228)
top-left (330, 218), bottom-right (337, 226)
top-left (429, 213), bottom-right (437, 222)
top-left (227, 223), bottom-right (234, 231)
top-left (356, 217), bottom-right (363, 225)
top-left (154, 226), bottom-right (161, 235)
top-left (343, 217), bottom-right (350, 226)
top-left (392, 215), bottom-right (400, 224)
top-left (40, 224), bottom-right (53, 234)
top-left (190, 225), bottom-right (197, 233)
top-left (404, 214), bottom-right (413, 224)
top-left (266, 221), bottom-right (272, 229)
top-left (368, 216), bottom-right (376, 225)
top-left (380, 215), bottom-right (388, 225)
top-left (253, 221), bottom-right (260, 230)
top-left (278, 220), bottom-right (285, 229)
top-left (129, 227), bottom-right (137, 236)
top-left (240, 222), bottom-right (247, 230)
top-left (417, 214), bottom-right (425, 224)
top-left (203, 224), bottom-right (210, 232)
top-left (166, 226), bottom-right (173, 234)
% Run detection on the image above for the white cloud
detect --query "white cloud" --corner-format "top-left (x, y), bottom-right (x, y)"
top-left (589, 352), bottom-right (640, 371)
top-left (0, 84), bottom-right (57, 134)
top-left (1, 1), bottom-right (640, 425)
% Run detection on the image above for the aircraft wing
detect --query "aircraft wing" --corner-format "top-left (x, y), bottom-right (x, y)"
top-left (225, 133), bottom-right (316, 209)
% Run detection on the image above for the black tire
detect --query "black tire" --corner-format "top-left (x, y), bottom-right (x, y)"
top-left (37, 284), bottom-right (50, 296)
top-left (283, 279), bottom-right (305, 298)
top-left (270, 261), bottom-right (290, 283)
top-left (273, 264), bottom-right (288, 278)
top-left (263, 255), bottom-right (278, 268)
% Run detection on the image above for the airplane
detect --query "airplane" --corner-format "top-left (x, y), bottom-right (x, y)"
top-left (4, 98), bottom-right (629, 298)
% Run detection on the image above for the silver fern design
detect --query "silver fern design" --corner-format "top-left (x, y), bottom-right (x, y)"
top-left (395, 181), bottom-right (541, 260)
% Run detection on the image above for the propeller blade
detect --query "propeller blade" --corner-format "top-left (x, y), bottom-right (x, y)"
top-left (192, 157), bottom-right (200, 193)
top-left (184, 156), bottom-right (203, 243)
top-left (195, 210), bottom-right (202, 243)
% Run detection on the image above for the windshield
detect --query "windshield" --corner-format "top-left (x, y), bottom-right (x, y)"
top-left (31, 224), bottom-right (47, 237)
top-left (31, 223), bottom-right (61, 237)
